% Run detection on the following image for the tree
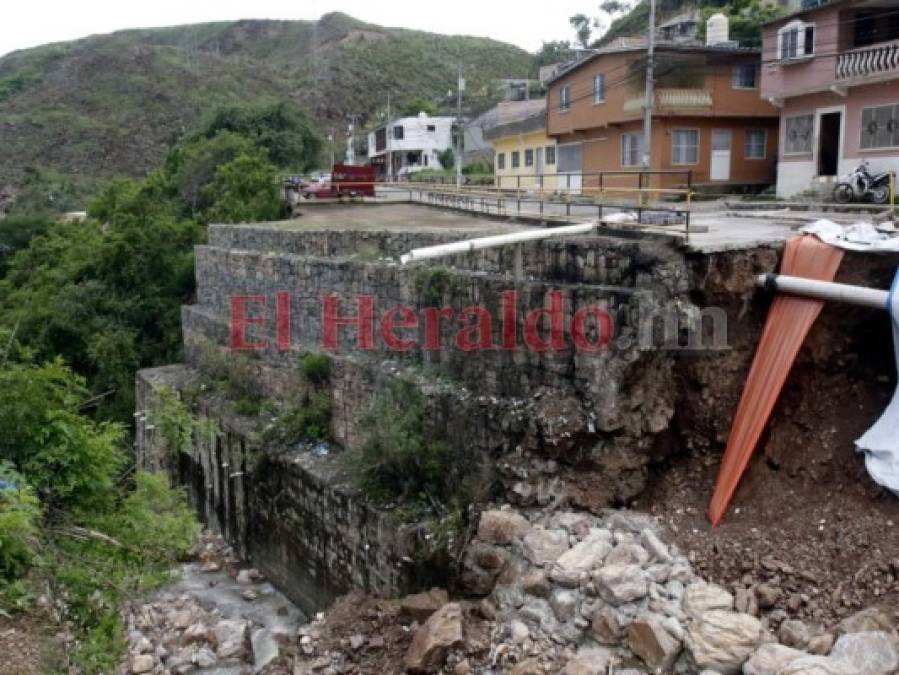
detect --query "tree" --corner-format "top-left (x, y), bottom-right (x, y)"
top-left (698, 0), bottom-right (783, 47)
top-left (438, 148), bottom-right (455, 171)
top-left (195, 101), bottom-right (323, 172)
top-left (570, 13), bottom-right (593, 48)
top-left (201, 149), bottom-right (284, 225)
top-left (401, 96), bottom-right (439, 117)
top-left (533, 41), bottom-right (577, 70)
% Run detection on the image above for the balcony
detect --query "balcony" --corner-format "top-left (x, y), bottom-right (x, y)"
top-left (623, 88), bottom-right (712, 114)
top-left (836, 39), bottom-right (899, 80)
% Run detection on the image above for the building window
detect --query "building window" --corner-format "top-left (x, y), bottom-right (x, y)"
top-left (393, 125), bottom-right (404, 140)
top-left (732, 64), bottom-right (757, 89)
top-left (745, 128), bottom-right (767, 159)
top-left (426, 124), bottom-right (436, 132)
top-left (593, 74), bottom-right (605, 103)
top-left (525, 149), bottom-right (534, 167)
top-left (784, 114), bottom-right (814, 154)
top-left (560, 84), bottom-right (571, 111)
top-left (861, 104), bottom-right (899, 149)
top-left (511, 151), bottom-right (520, 168)
top-left (778, 21), bottom-right (815, 60)
top-left (545, 145), bottom-right (556, 165)
top-left (621, 133), bottom-right (643, 167)
top-left (672, 129), bottom-right (699, 165)
top-left (375, 128), bottom-right (387, 152)
top-left (497, 152), bottom-right (506, 170)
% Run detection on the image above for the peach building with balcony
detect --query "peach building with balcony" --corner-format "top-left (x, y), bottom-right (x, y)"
top-left (761, 0), bottom-right (899, 196)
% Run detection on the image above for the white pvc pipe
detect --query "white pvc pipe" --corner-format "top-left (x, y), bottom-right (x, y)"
top-left (400, 222), bottom-right (597, 264)
top-left (755, 273), bottom-right (890, 310)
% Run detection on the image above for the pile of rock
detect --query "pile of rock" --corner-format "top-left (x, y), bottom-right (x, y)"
top-left (125, 593), bottom-right (243, 673)
top-left (456, 507), bottom-right (899, 674)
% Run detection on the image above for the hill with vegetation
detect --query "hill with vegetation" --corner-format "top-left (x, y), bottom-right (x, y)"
top-left (0, 12), bottom-right (531, 209)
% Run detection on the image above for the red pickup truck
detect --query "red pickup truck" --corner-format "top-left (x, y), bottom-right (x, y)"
top-left (297, 164), bottom-right (376, 199)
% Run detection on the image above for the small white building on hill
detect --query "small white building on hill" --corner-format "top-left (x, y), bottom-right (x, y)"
top-left (367, 113), bottom-right (455, 179)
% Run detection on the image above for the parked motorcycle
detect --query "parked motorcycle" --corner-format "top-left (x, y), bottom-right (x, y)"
top-left (832, 160), bottom-right (893, 205)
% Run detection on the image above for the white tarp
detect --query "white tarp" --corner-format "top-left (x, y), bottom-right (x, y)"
top-left (856, 269), bottom-right (899, 496)
top-left (801, 220), bottom-right (899, 252)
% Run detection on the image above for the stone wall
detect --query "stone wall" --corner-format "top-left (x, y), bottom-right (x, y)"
top-left (135, 365), bottom-right (441, 614)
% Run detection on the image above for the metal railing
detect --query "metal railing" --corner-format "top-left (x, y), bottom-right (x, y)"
top-left (836, 39), bottom-right (899, 80)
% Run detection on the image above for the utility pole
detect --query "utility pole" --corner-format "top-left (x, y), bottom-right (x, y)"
top-left (456, 64), bottom-right (464, 190)
top-left (346, 115), bottom-right (358, 165)
top-left (642, 0), bottom-right (656, 170)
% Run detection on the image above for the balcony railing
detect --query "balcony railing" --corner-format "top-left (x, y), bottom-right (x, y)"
top-left (623, 88), bottom-right (712, 113)
top-left (836, 39), bottom-right (899, 80)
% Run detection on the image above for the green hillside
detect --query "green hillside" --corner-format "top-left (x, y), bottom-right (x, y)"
top-left (0, 12), bottom-right (531, 206)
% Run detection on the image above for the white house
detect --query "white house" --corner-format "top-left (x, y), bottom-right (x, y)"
top-left (367, 113), bottom-right (455, 179)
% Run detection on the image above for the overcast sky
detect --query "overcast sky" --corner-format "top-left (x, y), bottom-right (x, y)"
top-left (2, 1), bottom-right (593, 57)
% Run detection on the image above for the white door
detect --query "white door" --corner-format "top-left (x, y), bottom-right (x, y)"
top-left (557, 143), bottom-right (583, 194)
top-left (710, 129), bottom-right (732, 181)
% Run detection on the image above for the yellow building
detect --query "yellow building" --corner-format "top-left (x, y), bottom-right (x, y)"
top-left (484, 101), bottom-right (559, 192)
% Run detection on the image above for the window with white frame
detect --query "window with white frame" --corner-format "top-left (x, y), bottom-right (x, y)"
top-left (525, 148), bottom-right (534, 166)
top-left (732, 64), bottom-right (757, 89)
top-left (560, 84), bottom-right (571, 111)
top-left (545, 145), bottom-right (556, 165)
top-left (497, 152), bottom-right (505, 170)
top-left (393, 125), bottom-right (404, 140)
top-left (861, 104), bottom-right (899, 149)
top-left (745, 128), bottom-right (767, 158)
top-left (593, 74), bottom-right (605, 103)
top-left (511, 151), bottom-right (520, 168)
top-left (621, 133), bottom-right (643, 167)
top-left (778, 21), bottom-right (815, 60)
top-left (671, 129), bottom-right (699, 165)
top-left (784, 114), bottom-right (814, 154)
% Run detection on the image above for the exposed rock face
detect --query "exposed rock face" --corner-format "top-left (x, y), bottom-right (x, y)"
top-left (403, 602), bottom-right (464, 673)
top-left (684, 610), bottom-right (761, 674)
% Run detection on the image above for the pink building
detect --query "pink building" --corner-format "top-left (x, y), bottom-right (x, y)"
top-left (761, 0), bottom-right (899, 197)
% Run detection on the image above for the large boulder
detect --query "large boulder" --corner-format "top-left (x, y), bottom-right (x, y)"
top-left (742, 643), bottom-right (807, 675)
top-left (594, 564), bottom-right (649, 605)
top-left (522, 527), bottom-right (569, 566)
top-left (683, 582), bottom-right (734, 619)
top-left (684, 610), bottom-right (760, 674)
top-left (477, 510), bottom-right (531, 545)
top-left (560, 647), bottom-right (612, 675)
top-left (829, 631), bottom-right (899, 675)
top-left (550, 535), bottom-right (613, 586)
top-left (835, 608), bottom-right (895, 636)
top-left (404, 602), bottom-right (464, 673)
top-left (400, 589), bottom-right (449, 623)
top-left (775, 655), bottom-right (856, 675)
top-left (627, 614), bottom-right (681, 672)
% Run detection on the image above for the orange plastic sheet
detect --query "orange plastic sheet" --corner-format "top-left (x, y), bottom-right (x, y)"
top-left (708, 235), bottom-right (845, 526)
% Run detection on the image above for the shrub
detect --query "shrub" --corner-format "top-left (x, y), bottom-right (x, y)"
top-left (0, 360), bottom-right (124, 514)
top-left (151, 387), bottom-right (218, 457)
top-left (0, 464), bottom-right (41, 581)
top-left (300, 352), bottom-right (331, 385)
top-left (265, 392), bottom-right (332, 444)
top-left (96, 472), bottom-right (199, 563)
top-left (346, 379), bottom-right (451, 504)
